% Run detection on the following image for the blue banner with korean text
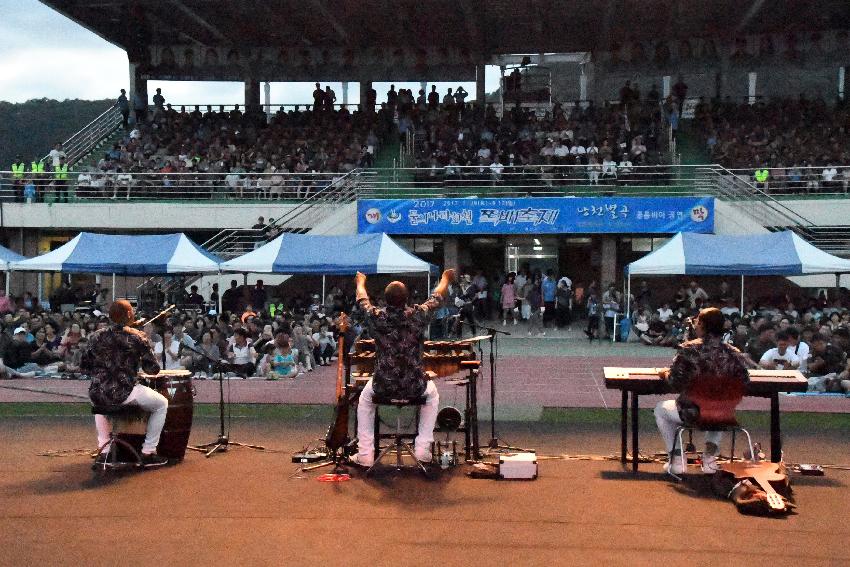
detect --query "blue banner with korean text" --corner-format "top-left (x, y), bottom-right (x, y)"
top-left (358, 197), bottom-right (714, 235)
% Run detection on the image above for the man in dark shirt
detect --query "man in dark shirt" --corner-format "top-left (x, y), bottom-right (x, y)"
top-left (6, 327), bottom-right (34, 367)
top-left (221, 279), bottom-right (240, 314)
top-left (807, 333), bottom-right (847, 391)
top-left (744, 323), bottom-right (776, 366)
top-left (3, 327), bottom-right (39, 376)
top-left (352, 269), bottom-right (454, 467)
top-left (186, 285), bottom-right (204, 307)
top-left (251, 280), bottom-right (267, 311)
top-left (655, 308), bottom-right (749, 476)
top-left (82, 300), bottom-right (168, 467)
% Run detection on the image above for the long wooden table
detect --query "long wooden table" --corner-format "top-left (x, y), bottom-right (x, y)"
top-left (603, 367), bottom-right (808, 472)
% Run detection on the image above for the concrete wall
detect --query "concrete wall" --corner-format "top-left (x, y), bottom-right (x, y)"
top-left (0, 202), bottom-right (342, 231)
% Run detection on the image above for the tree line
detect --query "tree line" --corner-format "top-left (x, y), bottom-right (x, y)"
top-left (0, 98), bottom-right (113, 168)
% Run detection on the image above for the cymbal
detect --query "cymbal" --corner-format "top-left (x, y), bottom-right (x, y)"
top-left (459, 334), bottom-right (493, 343)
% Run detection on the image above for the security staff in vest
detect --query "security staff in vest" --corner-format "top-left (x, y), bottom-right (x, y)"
top-left (754, 166), bottom-right (769, 191)
top-left (11, 155), bottom-right (26, 202)
top-left (53, 156), bottom-right (69, 203)
top-left (30, 157), bottom-right (45, 201)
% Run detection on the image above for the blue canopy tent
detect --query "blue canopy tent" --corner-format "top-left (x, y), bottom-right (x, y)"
top-left (624, 231), bottom-right (850, 315)
top-left (220, 233), bottom-right (438, 299)
top-left (0, 243), bottom-right (27, 295)
top-left (10, 232), bottom-right (222, 301)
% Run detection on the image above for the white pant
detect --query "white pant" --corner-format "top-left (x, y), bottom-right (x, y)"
top-left (654, 399), bottom-right (721, 454)
top-left (357, 379), bottom-right (439, 463)
top-left (95, 384), bottom-right (169, 455)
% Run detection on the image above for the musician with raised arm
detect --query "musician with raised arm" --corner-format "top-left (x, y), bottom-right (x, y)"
top-left (351, 269), bottom-right (455, 467)
top-left (82, 300), bottom-right (169, 468)
top-left (654, 307), bottom-right (750, 476)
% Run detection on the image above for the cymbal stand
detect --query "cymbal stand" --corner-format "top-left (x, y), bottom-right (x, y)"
top-left (183, 343), bottom-right (265, 457)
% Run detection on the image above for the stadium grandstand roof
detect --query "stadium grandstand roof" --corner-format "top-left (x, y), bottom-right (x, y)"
top-left (42, 0), bottom-right (850, 58)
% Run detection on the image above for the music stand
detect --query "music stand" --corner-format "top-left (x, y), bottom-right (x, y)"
top-left (182, 343), bottom-right (265, 457)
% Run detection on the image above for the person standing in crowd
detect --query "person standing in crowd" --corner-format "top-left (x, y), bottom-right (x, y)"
top-left (602, 283), bottom-right (622, 339)
top-left (152, 88), bottom-right (165, 110)
top-left (686, 280), bottom-right (709, 309)
top-left (556, 276), bottom-right (572, 328)
top-left (11, 155), bottom-right (26, 202)
top-left (527, 275), bottom-right (544, 336)
top-left (584, 289), bottom-right (600, 341)
top-left (541, 270), bottom-right (557, 329)
top-left (115, 88), bottom-right (130, 129)
top-left (53, 156), bottom-right (69, 203)
top-left (501, 273), bottom-right (517, 326)
top-left (221, 280), bottom-right (240, 314)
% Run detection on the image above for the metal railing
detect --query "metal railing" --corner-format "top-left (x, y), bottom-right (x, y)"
top-left (42, 106), bottom-right (124, 166)
top-left (355, 164), bottom-right (699, 198)
top-left (0, 170), bottom-right (357, 202)
top-left (3, 164), bottom-right (850, 203)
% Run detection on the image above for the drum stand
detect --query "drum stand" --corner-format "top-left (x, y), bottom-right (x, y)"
top-left (183, 344), bottom-right (265, 458)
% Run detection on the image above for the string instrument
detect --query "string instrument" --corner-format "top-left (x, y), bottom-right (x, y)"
top-left (719, 461), bottom-right (791, 512)
top-left (324, 314), bottom-right (351, 461)
top-left (130, 304), bottom-right (176, 328)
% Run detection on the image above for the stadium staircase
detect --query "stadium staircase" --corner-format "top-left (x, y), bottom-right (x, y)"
top-left (137, 170), bottom-right (362, 308)
top-left (680, 123), bottom-right (850, 256)
top-left (45, 105), bottom-right (124, 167)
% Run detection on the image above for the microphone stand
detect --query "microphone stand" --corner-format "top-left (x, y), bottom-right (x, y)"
top-left (459, 319), bottom-right (526, 455)
top-left (182, 342), bottom-right (265, 457)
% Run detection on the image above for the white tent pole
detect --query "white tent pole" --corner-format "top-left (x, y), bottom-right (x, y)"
top-left (37, 273), bottom-right (42, 303)
top-left (5, 271), bottom-right (9, 295)
top-left (428, 272), bottom-right (431, 294)
top-left (322, 275), bottom-right (326, 305)
top-left (626, 274), bottom-right (631, 319)
top-left (112, 273), bottom-right (116, 301)
top-left (740, 274), bottom-right (744, 314)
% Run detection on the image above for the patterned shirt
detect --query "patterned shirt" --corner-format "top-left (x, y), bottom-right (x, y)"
top-left (358, 294), bottom-right (441, 399)
top-left (83, 325), bottom-right (160, 406)
top-left (667, 336), bottom-right (749, 423)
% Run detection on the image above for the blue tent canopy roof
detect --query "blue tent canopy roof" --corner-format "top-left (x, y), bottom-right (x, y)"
top-left (625, 232), bottom-right (850, 276)
top-left (220, 233), bottom-right (437, 275)
top-left (0, 244), bottom-right (26, 270)
top-left (10, 232), bottom-right (222, 275)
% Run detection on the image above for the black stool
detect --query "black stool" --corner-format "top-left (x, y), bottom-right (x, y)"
top-left (367, 394), bottom-right (429, 477)
top-left (91, 404), bottom-right (147, 471)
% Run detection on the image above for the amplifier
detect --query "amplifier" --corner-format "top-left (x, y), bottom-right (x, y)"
top-left (498, 452), bottom-right (538, 480)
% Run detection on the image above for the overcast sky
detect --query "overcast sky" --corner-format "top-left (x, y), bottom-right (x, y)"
top-left (1, 0), bottom-right (498, 106)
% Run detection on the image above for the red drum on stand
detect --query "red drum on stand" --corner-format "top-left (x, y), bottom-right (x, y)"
top-left (116, 370), bottom-right (194, 461)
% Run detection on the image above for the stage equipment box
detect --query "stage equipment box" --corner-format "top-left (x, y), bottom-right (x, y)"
top-left (498, 452), bottom-right (538, 480)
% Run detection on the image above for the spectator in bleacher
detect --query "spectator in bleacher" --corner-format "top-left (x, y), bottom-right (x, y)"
top-left (48, 143), bottom-right (66, 168)
top-left (115, 89), bottom-right (130, 129)
top-left (131, 90), bottom-right (147, 124)
top-left (152, 88), bottom-right (165, 110)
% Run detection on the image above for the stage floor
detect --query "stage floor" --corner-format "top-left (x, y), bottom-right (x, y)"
top-left (2, 414), bottom-right (847, 566)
